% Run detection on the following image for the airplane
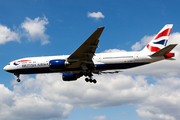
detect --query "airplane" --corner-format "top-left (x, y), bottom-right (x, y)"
top-left (3, 24), bottom-right (177, 84)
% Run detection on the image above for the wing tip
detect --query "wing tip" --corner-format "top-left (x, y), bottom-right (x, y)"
top-left (98, 26), bottom-right (105, 29)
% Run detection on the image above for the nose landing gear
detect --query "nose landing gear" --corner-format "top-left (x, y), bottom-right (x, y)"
top-left (14, 73), bottom-right (21, 82)
top-left (17, 78), bottom-right (21, 82)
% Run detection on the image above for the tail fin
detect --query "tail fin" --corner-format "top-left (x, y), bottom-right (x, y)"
top-left (142, 24), bottom-right (173, 53)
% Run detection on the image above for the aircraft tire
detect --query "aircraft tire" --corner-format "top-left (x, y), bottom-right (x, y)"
top-left (85, 78), bottom-right (97, 84)
top-left (17, 79), bottom-right (21, 82)
top-left (85, 78), bottom-right (89, 82)
top-left (93, 79), bottom-right (97, 84)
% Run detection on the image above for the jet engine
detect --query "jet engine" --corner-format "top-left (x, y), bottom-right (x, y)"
top-left (49, 59), bottom-right (69, 70)
top-left (62, 73), bottom-right (79, 81)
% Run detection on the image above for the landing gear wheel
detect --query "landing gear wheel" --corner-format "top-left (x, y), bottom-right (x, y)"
top-left (85, 78), bottom-right (97, 84)
top-left (14, 73), bottom-right (21, 82)
top-left (84, 71), bottom-right (97, 84)
top-left (85, 78), bottom-right (89, 82)
top-left (17, 79), bottom-right (21, 82)
top-left (93, 79), bottom-right (97, 84)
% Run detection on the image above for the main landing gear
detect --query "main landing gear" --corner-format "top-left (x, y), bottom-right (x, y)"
top-left (84, 71), bottom-right (97, 84)
top-left (85, 78), bottom-right (97, 84)
top-left (14, 73), bottom-right (21, 82)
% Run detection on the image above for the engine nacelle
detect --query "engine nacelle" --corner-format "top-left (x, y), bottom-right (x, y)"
top-left (62, 73), bottom-right (78, 81)
top-left (49, 59), bottom-right (68, 70)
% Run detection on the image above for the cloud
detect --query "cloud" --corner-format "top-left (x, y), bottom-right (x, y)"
top-left (0, 80), bottom-right (73, 120)
top-left (102, 49), bottom-right (127, 53)
top-left (0, 24), bottom-right (20, 44)
top-left (136, 109), bottom-right (175, 120)
top-left (0, 15), bottom-right (50, 45)
top-left (1, 72), bottom-right (180, 120)
top-left (21, 16), bottom-right (50, 45)
top-left (136, 77), bottom-right (180, 120)
top-left (87, 12), bottom-right (105, 20)
top-left (93, 115), bottom-right (106, 120)
top-left (2, 74), bottom-right (146, 120)
top-left (131, 35), bottom-right (155, 51)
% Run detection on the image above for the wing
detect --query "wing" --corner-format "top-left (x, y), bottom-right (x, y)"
top-left (67, 27), bottom-right (105, 70)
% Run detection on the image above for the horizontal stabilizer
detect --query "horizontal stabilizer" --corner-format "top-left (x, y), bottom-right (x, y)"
top-left (151, 44), bottom-right (177, 57)
top-left (166, 58), bottom-right (176, 60)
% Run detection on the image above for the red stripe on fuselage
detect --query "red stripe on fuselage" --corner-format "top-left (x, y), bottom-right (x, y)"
top-left (16, 60), bottom-right (31, 63)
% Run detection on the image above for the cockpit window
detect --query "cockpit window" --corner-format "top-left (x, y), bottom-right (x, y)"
top-left (8, 63), bottom-right (10, 65)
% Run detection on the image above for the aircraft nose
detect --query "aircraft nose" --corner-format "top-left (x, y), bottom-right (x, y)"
top-left (3, 65), bottom-right (8, 71)
top-left (3, 65), bottom-right (10, 72)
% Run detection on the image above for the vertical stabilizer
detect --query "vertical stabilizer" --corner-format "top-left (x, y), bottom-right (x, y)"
top-left (142, 24), bottom-right (173, 53)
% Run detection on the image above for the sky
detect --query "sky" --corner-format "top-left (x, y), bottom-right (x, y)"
top-left (1, 0), bottom-right (180, 120)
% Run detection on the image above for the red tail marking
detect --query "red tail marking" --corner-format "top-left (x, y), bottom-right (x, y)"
top-left (147, 44), bottom-right (161, 52)
top-left (154, 28), bottom-right (172, 40)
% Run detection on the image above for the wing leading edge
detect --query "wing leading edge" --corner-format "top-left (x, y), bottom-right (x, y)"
top-left (67, 27), bottom-right (105, 70)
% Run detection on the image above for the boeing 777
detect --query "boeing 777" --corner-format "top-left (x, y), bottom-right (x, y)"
top-left (3, 24), bottom-right (177, 83)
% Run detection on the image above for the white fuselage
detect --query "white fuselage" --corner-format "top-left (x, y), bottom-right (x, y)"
top-left (3, 51), bottom-right (164, 75)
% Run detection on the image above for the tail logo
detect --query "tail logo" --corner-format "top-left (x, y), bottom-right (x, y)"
top-left (146, 44), bottom-right (161, 52)
top-left (153, 39), bottom-right (168, 46)
top-left (147, 39), bottom-right (168, 52)
top-left (146, 26), bottom-right (172, 52)
top-left (154, 28), bottom-right (172, 40)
